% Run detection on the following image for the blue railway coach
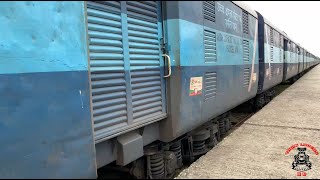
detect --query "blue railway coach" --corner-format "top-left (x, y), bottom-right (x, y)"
top-left (0, 1), bottom-right (319, 179)
top-left (255, 13), bottom-right (285, 107)
top-left (160, 1), bottom-right (259, 143)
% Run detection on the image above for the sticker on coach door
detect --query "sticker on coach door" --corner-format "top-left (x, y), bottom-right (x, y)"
top-left (189, 77), bottom-right (203, 96)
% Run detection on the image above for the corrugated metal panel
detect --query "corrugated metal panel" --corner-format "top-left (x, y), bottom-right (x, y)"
top-left (203, 1), bottom-right (215, 23)
top-left (242, 10), bottom-right (249, 34)
top-left (87, 1), bottom-right (166, 142)
top-left (270, 28), bottom-right (274, 44)
top-left (270, 46), bottom-right (274, 62)
top-left (243, 68), bottom-right (250, 87)
top-left (204, 72), bottom-right (217, 101)
top-left (127, 1), bottom-right (164, 122)
top-left (87, 1), bottom-right (128, 141)
top-left (204, 30), bottom-right (217, 63)
top-left (243, 40), bottom-right (249, 62)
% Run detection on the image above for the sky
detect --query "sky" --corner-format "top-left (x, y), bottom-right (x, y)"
top-left (242, 1), bottom-right (320, 57)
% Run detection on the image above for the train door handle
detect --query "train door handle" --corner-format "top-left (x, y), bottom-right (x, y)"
top-left (162, 54), bottom-right (171, 78)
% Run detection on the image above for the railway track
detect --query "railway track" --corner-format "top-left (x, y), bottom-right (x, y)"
top-left (98, 83), bottom-right (291, 179)
top-left (172, 83), bottom-right (291, 178)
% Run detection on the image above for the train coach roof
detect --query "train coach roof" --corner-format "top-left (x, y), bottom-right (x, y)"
top-left (297, 44), bottom-right (305, 50)
top-left (263, 17), bottom-right (284, 36)
top-left (263, 15), bottom-right (302, 47)
top-left (281, 31), bottom-right (298, 45)
top-left (233, 1), bottom-right (258, 18)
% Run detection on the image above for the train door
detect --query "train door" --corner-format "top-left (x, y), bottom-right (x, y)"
top-left (283, 38), bottom-right (288, 81)
top-left (85, 1), bottom-right (167, 143)
top-left (302, 49), bottom-right (304, 71)
top-left (297, 46), bottom-right (301, 73)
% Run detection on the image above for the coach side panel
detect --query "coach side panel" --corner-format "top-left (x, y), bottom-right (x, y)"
top-left (0, 2), bottom-right (96, 178)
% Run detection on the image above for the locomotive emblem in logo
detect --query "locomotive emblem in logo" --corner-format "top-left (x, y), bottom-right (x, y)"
top-left (285, 143), bottom-right (318, 176)
top-left (292, 147), bottom-right (312, 172)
